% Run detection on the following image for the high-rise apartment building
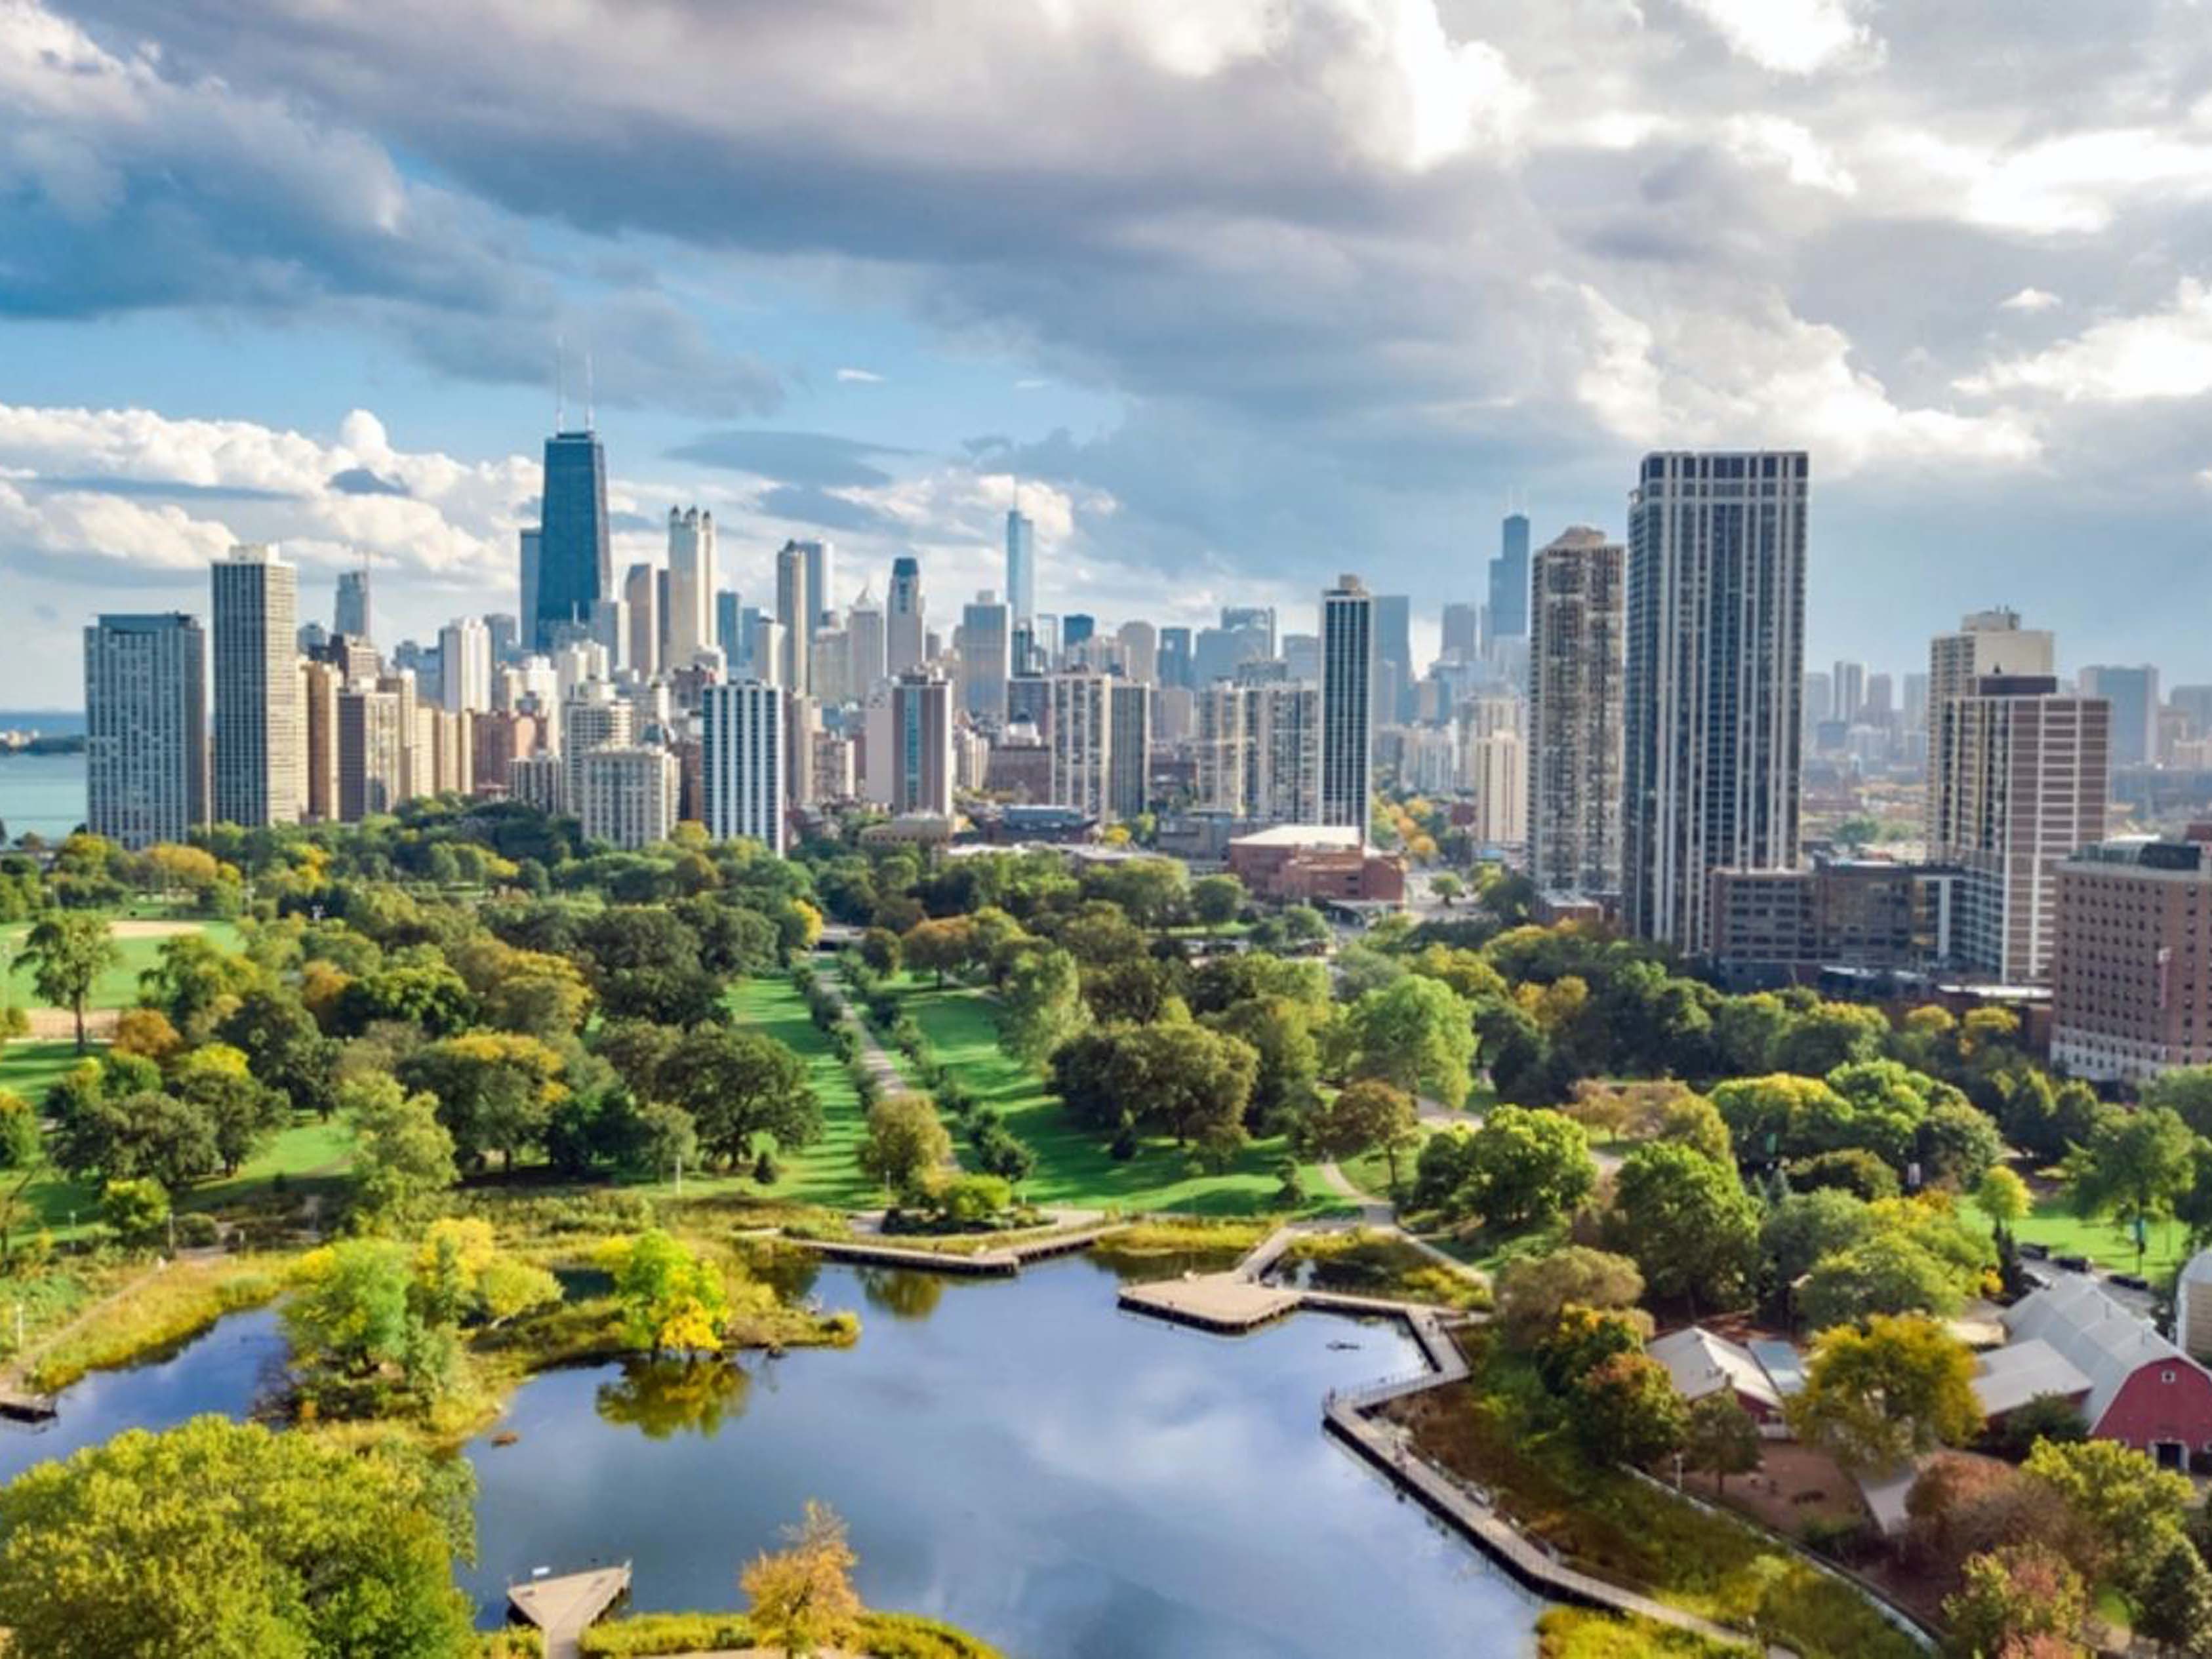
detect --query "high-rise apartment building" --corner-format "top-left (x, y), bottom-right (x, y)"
top-left (1048, 672), bottom-right (1113, 820)
top-left (1109, 681), bottom-right (1150, 821)
top-left (2053, 834), bottom-right (2212, 1083)
top-left (300, 658), bottom-right (340, 823)
top-left (889, 672), bottom-right (955, 816)
top-left (533, 429), bottom-right (612, 650)
top-left (620, 562), bottom-right (658, 679)
top-left (700, 681), bottom-right (786, 852)
top-left (438, 616), bottom-right (493, 713)
top-left (1933, 672), bottom-right (2109, 983)
top-left (562, 683), bottom-right (636, 812)
top-left (577, 748), bottom-right (678, 850)
top-left (887, 556), bottom-right (925, 676)
top-left (85, 613), bottom-right (207, 849)
top-left (1468, 728), bottom-right (1526, 849)
top-left (1831, 660), bottom-right (1867, 726)
top-left (1927, 609), bottom-right (2056, 843)
top-left (664, 508), bottom-right (716, 668)
top-left (1005, 508), bottom-right (1036, 624)
top-left (1319, 575), bottom-right (1374, 830)
top-left (212, 544), bottom-right (303, 828)
top-left (336, 684), bottom-right (406, 821)
top-left (1527, 526), bottom-right (1624, 894)
top-left (1487, 511), bottom-right (1531, 645)
top-left (847, 589), bottom-right (887, 698)
top-left (959, 591), bottom-right (1012, 725)
top-left (1622, 452), bottom-right (1809, 951)
top-left (1195, 685), bottom-right (1247, 814)
top-left (775, 540), bottom-right (814, 694)
top-left (334, 569), bottom-right (372, 641)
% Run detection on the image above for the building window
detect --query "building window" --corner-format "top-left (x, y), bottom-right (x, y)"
top-left (2165, 1369), bottom-right (2178, 1384)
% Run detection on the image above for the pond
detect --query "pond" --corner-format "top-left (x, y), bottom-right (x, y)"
top-left (0, 1263), bottom-right (1546, 1656)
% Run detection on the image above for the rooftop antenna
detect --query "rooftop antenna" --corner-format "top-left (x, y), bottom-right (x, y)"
top-left (555, 334), bottom-right (567, 432)
top-left (585, 347), bottom-right (596, 433)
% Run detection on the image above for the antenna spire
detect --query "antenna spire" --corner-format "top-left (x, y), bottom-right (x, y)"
top-left (555, 334), bottom-right (566, 431)
top-left (585, 348), bottom-right (596, 432)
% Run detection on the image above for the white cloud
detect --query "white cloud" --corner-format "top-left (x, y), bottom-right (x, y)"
top-left (2000, 287), bottom-right (2062, 313)
top-left (1672, 0), bottom-right (1879, 75)
top-left (834, 367), bottom-right (885, 384)
top-left (1958, 281), bottom-right (2212, 401)
top-left (1721, 114), bottom-right (1857, 194)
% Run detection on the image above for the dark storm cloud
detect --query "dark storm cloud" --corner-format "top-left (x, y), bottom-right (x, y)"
top-left (753, 485), bottom-right (906, 536)
top-left (327, 466), bottom-right (409, 497)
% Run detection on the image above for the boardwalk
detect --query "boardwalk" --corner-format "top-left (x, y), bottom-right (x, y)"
top-left (792, 1222), bottom-right (1120, 1277)
top-left (508, 1564), bottom-right (632, 1659)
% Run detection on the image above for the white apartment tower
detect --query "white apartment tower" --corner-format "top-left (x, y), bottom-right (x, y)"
top-left (774, 540), bottom-right (814, 694)
top-left (578, 747), bottom-right (679, 850)
top-left (1927, 608), bottom-right (2055, 845)
top-left (85, 613), bottom-right (207, 849)
top-left (1622, 452), bottom-right (1808, 951)
top-left (700, 681), bottom-right (787, 852)
top-left (1049, 672), bottom-right (1113, 820)
top-left (439, 616), bottom-right (493, 713)
top-left (212, 544), bottom-right (304, 828)
top-left (666, 508), bottom-right (715, 668)
top-left (1527, 526), bottom-right (1625, 894)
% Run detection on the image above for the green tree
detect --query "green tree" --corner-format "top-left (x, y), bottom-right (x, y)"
top-left (2066, 1106), bottom-right (2199, 1271)
top-left (600, 1228), bottom-right (733, 1357)
top-left (999, 944), bottom-right (1088, 1064)
top-left (1760, 1188), bottom-right (1874, 1285)
top-left (741, 1500), bottom-right (864, 1659)
top-left (1302, 1079), bottom-right (1419, 1191)
top-left (1942, 1544), bottom-right (2087, 1659)
top-left (1788, 1313), bottom-right (1981, 1472)
top-left (2133, 1530), bottom-right (2212, 1655)
top-left (283, 1237), bottom-right (416, 1391)
top-left (0, 1416), bottom-right (477, 1659)
top-left (1605, 1142), bottom-right (1761, 1313)
top-left (1494, 1247), bottom-right (1645, 1348)
top-left (1459, 1104), bottom-right (1597, 1230)
top-left (656, 1029), bottom-right (820, 1170)
top-left (98, 1176), bottom-right (169, 1245)
top-left (2022, 1437), bottom-right (2192, 1588)
top-left (1574, 1351), bottom-right (1687, 1467)
top-left (396, 1031), bottom-right (568, 1171)
top-left (1205, 995), bottom-right (1322, 1119)
top-left (1346, 976), bottom-right (1474, 1107)
top-left (1683, 1393), bottom-right (1763, 1494)
top-left (1190, 874), bottom-right (1245, 934)
top-left (1799, 1232), bottom-right (1969, 1329)
top-left (18, 913), bottom-right (119, 1052)
top-left (857, 1094), bottom-right (952, 1199)
top-left (348, 1076), bottom-right (459, 1232)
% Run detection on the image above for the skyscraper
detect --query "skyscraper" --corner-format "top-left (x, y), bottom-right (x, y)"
top-left (1048, 671), bottom-right (1112, 819)
top-left (1527, 527), bottom-right (1625, 895)
top-left (212, 544), bottom-right (304, 828)
top-left (2079, 664), bottom-right (2160, 769)
top-left (1927, 609), bottom-right (2055, 843)
top-left (959, 591), bottom-right (1011, 725)
top-left (334, 568), bottom-right (372, 641)
top-left (788, 539), bottom-right (835, 628)
top-left (890, 671), bottom-right (955, 816)
top-left (775, 540), bottom-right (814, 693)
top-left (518, 529), bottom-right (541, 644)
top-left (85, 613), bottom-right (207, 849)
top-left (1373, 594), bottom-right (1412, 725)
top-left (1220, 606), bottom-right (1277, 659)
top-left (1320, 574), bottom-right (1373, 830)
top-left (1487, 511), bottom-right (1531, 645)
top-left (1831, 660), bottom-right (1866, 725)
top-left (438, 616), bottom-right (493, 713)
top-left (847, 588), bottom-right (887, 696)
top-left (1622, 452), bottom-right (1809, 951)
top-left (1157, 626), bottom-right (1193, 690)
top-left (533, 429), bottom-right (612, 650)
top-left (666, 506), bottom-right (715, 667)
top-left (622, 562), bottom-right (660, 678)
top-left (1005, 506), bottom-right (1036, 624)
top-left (1108, 681), bottom-right (1150, 820)
top-left (715, 591), bottom-right (743, 664)
top-left (887, 556), bottom-right (925, 675)
top-left (1441, 602), bottom-right (1480, 662)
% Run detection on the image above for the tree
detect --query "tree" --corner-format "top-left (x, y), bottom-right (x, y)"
top-left (857, 1094), bottom-right (952, 1199)
top-left (1302, 1079), bottom-right (1419, 1191)
top-left (1205, 995), bottom-right (1322, 1121)
top-left (2134, 1530), bottom-right (2212, 1656)
top-left (1800, 1232), bottom-right (1973, 1329)
top-left (999, 944), bottom-right (1087, 1064)
top-left (1976, 1165), bottom-right (2031, 1241)
top-left (1605, 1142), bottom-right (1761, 1313)
top-left (600, 1228), bottom-right (733, 1357)
top-left (0, 1416), bottom-right (477, 1659)
top-left (1494, 1247), bottom-right (1645, 1348)
top-left (655, 1028), bottom-right (820, 1170)
top-left (348, 1076), bottom-right (458, 1232)
top-left (1346, 976), bottom-right (1474, 1107)
top-left (1761, 1188), bottom-right (1874, 1285)
top-left (1190, 874), bottom-right (1245, 934)
top-left (857, 927), bottom-right (901, 977)
top-left (397, 1032), bottom-right (567, 1170)
top-left (1457, 1104), bottom-right (1596, 1229)
top-left (1942, 1544), bottom-right (2087, 1659)
top-left (284, 1237), bottom-right (416, 1389)
top-left (741, 1500), bottom-right (864, 1659)
top-left (1683, 1393), bottom-right (1763, 1494)
top-left (18, 913), bottom-right (118, 1052)
top-left (1982, 1392), bottom-right (2088, 1462)
top-left (1574, 1351), bottom-right (1687, 1467)
top-left (2022, 1437), bottom-right (2192, 1588)
top-left (99, 1176), bottom-right (169, 1245)
top-left (2066, 1107), bottom-right (2198, 1271)
top-left (900, 917), bottom-right (975, 986)
top-left (1430, 873), bottom-right (1464, 908)
top-left (171, 1045), bottom-right (288, 1174)
top-left (50, 1080), bottom-right (220, 1191)
top-left (1788, 1314), bottom-right (1981, 1472)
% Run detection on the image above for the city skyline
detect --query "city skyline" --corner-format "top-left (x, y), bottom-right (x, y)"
top-left (4, 2), bottom-right (2208, 706)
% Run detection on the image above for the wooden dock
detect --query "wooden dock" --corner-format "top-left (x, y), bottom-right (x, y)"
top-left (0, 1389), bottom-right (57, 1424)
top-left (507, 1563), bottom-right (632, 1659)
top-left (1117, 1275), bottom-right (1304, 1332)
top-left (791, 1222), bottom-right (1119, 1277)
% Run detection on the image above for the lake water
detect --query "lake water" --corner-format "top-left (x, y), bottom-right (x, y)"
top-left (0, 1263), bottom-right (1544, 1656)
top-left (0, 713), bottom-right (87, 843)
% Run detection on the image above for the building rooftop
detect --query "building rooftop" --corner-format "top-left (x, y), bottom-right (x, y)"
top-left (1228, 824), bottom-right (1365, 850)
top-left (1647, 1327), bottom-right (1782, 1413)
top-left (2003, 1277), bottom-right (2196, 1423)
top-left (1971, 1338), bottom-right (2093, 1418)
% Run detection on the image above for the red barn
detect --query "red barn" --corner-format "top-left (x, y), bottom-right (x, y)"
top-left (2002, 1278), bottom-right (2212, 1468)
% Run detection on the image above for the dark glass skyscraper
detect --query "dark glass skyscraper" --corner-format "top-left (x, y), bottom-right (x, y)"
top-left (532, 430), bottom-right (612, 650)
top-left (1487, 511), bottom-right (1531, 643)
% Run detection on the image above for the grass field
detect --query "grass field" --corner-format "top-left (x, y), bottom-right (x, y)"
top-left (1967, 1188), bottom-right (2194, 1281)
top-left (1, 917), bottom-right (241, 1012)
top-left (894, 980), bottom-right (1335, 1216)
top-left (726, 974), bottom-right (877, 1210)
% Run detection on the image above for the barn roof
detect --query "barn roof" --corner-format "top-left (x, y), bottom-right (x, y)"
top-left (1971, 1338), bottom-right (2093, 1418)
top-left (1647, 1326), bottom-right (1783, 1413)
top-left (2003, 1277), bottom-right (2197, 1426)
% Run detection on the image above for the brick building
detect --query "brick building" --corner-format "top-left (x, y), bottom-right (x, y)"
top-left (2053, 830), bottom-right (2212, 1083)
top-left (1226, 824), bottom-right (1405, 904)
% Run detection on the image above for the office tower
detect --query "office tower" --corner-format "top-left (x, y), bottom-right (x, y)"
top-left (1005, 507), bottom-right (1036, 624)
top-left (1468, 729), bottom-right (1526, 849)
top-left (1441, 603), bottom-right (1480, 662)
top-left (334, 569), bottom-right (372, 641)
top-left (775, 540), bottom-right (814, 693)
top-left (2079, 665), bottom-right (2160, 769)
top-left (1157, 626), bottom-right (1193, 690)
top-left (793, 540), bottom-right (834, 627)
top-left (84, 613), bottom-right (207, 849)
top-left (1902, 672), bottom-right (1930, 732)
top-left (812, 627), bottom-right (852, 708)
top-left (785, 693), bottom-right (820, 810)
top-left (1320, 574), bottom-right (1374, 830)
top-left (297, 620), bottom-right (330, 656)
top-left (212, 544), bottom-right (303, 828)
top-left (533, 429), bottom-right (612, 650)
top-left (561, 683), bottom-right (635, 812)
top-left (1622, 452), bottom-right (1809, 951)
top-left (336, 685), bottom-right (406, 821)
top-left (1109, 682), bottom-right (1150, 820)
top-left (1863, 673), bottom-right (1895, 721)
top-left (518, 529), bottom-right (541, 647)
top-left (1927, 608), bottom-right (2057, 842)
top-left (1048, 672), bottom-right (1112, 819)
top-left (300, 658), bottom-right (340, 823)
top-left (1194, 624), bottom-right (1269, 687)
top-left (590, 596), bottom-right (630, 674)
top-left (1934, 673), bottom-right (2109, 982)
top-left (847, 588), bottom-right (887, 696)
top-left (438, 617), bottom-right (492, 713)
top-left (1282, 633), bottom-right (1321, 684)
top-left (1117, 621), bottom-right (1158, 686)
top-left (1487, 511), bottom-right (1531, 645)
top-left (1527, 526), bottom-right (1625, 894)
top-left (746, 617), bottom-right (786, 689)
top-left (578, 748), bottom-right (678, 849)
top-left (485, 613), bottom-right (519, 664)
top-left (1220, 605), bottom-right (1277, 659)
top-left (1062, 614), bottom-right (1095, 652)
top-left (890, 672), bottom-right (955, 816)
top-left (1803, 671), bottom-right (1834, 732)
top-left (959, 591), bottom-right (1012, 724)
top-left (663, 507), bottom-right (715, 668)
top-left (887, 556), bottom-right (925, 675)
top-left (1372, 594), bottom-right (1413, 724)
top-left (1831, 660), bottom-right (1866, 725)
top-left (715, 591), bottom-right (742, 664)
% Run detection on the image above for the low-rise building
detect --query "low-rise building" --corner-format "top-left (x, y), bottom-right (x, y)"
top-left (1709, 858), bottom-right (1961, 988)
top-left (1998, 1278), bottom-right (2212, 1466)
top-left (1645, 1327), bottom-right (1788, 1435)
top-left (1226, 824), bottom-right (1405, 904)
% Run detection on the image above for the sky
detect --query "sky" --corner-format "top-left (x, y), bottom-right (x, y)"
top-left (3, 0), bottom-right (2210, 708)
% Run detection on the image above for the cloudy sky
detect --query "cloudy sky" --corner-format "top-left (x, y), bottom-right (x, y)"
top-left (3, 0), bottom-right (2209, 706)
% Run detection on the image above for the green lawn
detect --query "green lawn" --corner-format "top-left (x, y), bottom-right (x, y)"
top-left (894, 980), bottom-right (1337, 1217)
top-left (726, 974), bottom-right (877, 1210)
top-left (1, 918), bottom-right (241, 1012)
top-left (1968, 1189), bottom-right (2194, 1281)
